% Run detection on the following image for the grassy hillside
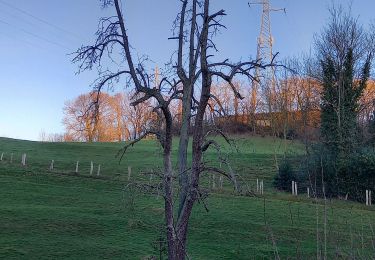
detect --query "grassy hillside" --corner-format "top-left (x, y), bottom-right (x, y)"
top-left (0, 136), bottom-right (374, 259)
top-left (0, 136), bottom-right (304, 189)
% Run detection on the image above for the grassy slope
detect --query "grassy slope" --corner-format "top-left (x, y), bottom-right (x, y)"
top-left (0, 137), bottom-right (374, 259)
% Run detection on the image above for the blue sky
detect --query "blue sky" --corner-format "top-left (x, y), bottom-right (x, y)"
top-left (0, 0), bottom-right (374, 141)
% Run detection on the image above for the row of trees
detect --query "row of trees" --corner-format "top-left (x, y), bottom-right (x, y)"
top-left (60, 75), bottom-right (375, 144)
top-left (61, 79), bottom-right (318, 142)
top-left (62, 92), bottom-right (153, 142)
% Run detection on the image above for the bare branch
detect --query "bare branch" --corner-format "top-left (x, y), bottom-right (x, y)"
top-left (116, 130), bottom-right (165, 162)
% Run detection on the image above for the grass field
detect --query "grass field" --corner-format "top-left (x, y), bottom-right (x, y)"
top-left (0, 136), bottom-right (374, 259)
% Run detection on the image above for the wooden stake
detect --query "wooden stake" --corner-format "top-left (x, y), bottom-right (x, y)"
top-left (0, 152), bottom-right (3, 161)
top-left (23, 154), bottom-right (26, 166)
top-left (90, 161), bottom-right (93, 175)
top-left (97, 164), bottom-right (101, 176)
top-left (295, 182), bottom-right (298, 196)
top-left (292, 181), bottom-right (295, 195)
top-left (307, 187), bottom-right (310, 198)
top-left (10, 153), bottom-right (13, 163)
top-left (257, 178), bottom-right (259, 193)
top-left (50, 160), bottom-right (54, 171)
top-left (212, 174), bottom-right (216, 189)
top-left (219, 176), bottom-right (223, 189)
top-left (75, 161), bottom-right (79, 173)
top-left (366, 190), bottom-right (369, 206)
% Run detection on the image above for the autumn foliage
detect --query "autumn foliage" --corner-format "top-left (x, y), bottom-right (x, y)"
top-left (62, 92), bottom-right (153, 142)
top-left (62, 78), bottom-right (375, 143)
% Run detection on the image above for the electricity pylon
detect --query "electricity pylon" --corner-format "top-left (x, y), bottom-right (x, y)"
top-left (248, 0), bottom-right (285, 132)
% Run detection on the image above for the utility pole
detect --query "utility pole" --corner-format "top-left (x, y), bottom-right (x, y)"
top-left (248, 0), bottom-right (285, 133)
top-left (154, 66), bottom-right (160, 89)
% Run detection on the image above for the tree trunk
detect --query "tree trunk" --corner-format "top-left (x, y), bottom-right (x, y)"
top-left (174, 2), bottom-right (211, 258)
top-left (177, 0), bottom-right (197, 219)
top-left (177, 81), bottom-right (193, 217)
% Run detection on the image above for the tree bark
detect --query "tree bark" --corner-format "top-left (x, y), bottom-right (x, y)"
top-left (177, 0), bottom-right (197, 219)
top-left (175, 1), bottom-right (211, 258)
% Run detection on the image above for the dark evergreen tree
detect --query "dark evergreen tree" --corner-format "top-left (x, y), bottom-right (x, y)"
top-left (320, 48), bottom-right (371, 158)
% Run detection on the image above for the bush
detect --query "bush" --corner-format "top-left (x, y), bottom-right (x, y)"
top-left (273, 160), bottom-right (296, 192)
top-left (297, 145), bottom-right (338, 198)
top-left (300, 145), bottom-right (375, 201)
top-left (337, 150), bottom-right (375, 202)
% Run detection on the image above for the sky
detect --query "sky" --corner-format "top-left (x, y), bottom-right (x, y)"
top-left (0, 0), bottom-right (374, 141)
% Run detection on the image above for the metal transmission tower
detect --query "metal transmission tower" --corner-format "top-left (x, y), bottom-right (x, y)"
top-left (248, 1), bottom-right (285, 125)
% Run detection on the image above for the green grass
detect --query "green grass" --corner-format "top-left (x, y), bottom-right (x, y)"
top-left (0, 136), bottom-right (303, 189)
top-left (0, 136), bottom-right (374, 259)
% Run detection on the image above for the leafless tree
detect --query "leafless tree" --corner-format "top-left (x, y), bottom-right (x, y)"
top-left (73, 0), bottom-right (272, 258)
top-left (314, 5), bottom-right (371, 76)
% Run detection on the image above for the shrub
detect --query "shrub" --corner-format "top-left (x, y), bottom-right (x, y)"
top-left (301, 145), bottom-right (375, 201)
top-left (337, 150), bottom-right (375, 202)
top-left (295, 144), bottom-right (337, 198)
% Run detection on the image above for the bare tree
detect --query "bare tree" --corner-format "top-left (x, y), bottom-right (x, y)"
top-left (73, 0), bottom-right (271, 258)
top-left (315, 5), bottom-right (371, 76)
top-left (38, 129), bottom-right (47, 142)
top-left (63, 92), bottom-right (100, 142)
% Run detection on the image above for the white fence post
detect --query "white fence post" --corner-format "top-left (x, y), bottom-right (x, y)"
top-left (292, 181), bottom-right (295, 195)
top-left (257, 178), bottom-right (259, 193)
top-left (366, 190), bottom-right (369, 206)
top-left (50, 160), bottom-right (54, 170)
top-left (307, 187), bottom-right (310, 198)
top-left (75, 161), bottom-right (79, 173)
top-left (0, 152), bottom-right (3, 161)
top-left (295, 182), bottom-right (298, 196)
top-left (90, 161), bottom-right (93, 175)
top-left (21, 154), bottom-right (26, 166)
top-left (97, 164), bottom-right (101, 176)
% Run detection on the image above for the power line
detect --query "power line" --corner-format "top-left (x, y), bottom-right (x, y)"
top-left (0, 18), bottom-right (70, 50)
top-left (0, 29), bottom-right (45, 51)
top-left (0, 0), bottom-right (83, 41)
top-left (0, 6), bottom-right (75, 45)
